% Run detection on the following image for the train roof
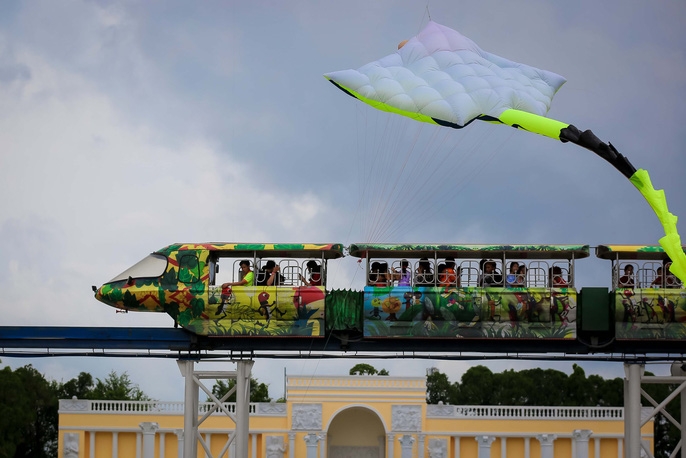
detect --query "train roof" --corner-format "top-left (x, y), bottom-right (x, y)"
top-left (348, 243), bottom-right (590, 260)
top-left (596, 244), bottom-right (686, 261)
top-left (156, 243), bottom-right (345, 259)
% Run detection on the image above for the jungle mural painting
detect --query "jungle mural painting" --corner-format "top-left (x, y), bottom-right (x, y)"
top-left (363, 286), bottom-right (576, 339)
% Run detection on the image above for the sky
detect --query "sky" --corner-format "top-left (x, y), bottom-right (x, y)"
top-left (1, 0), bottom-right (685, 401)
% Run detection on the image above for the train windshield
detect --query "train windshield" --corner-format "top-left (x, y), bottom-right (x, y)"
top-left (108, 253), bottom-right (168, 283)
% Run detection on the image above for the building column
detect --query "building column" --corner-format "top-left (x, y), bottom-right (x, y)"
top-left (112, 432), bottom-right (118, 458)
top-left (399, 434), bottom-right (415, 458)
top-left (475, 435), bottom-right (495, 458)
top-left (536, 434), bottom-right (557, 458)
top-left (304, 433), bottom-right (321, 458)
top-left (418, 434), bottom-right (425, 458)
top-left (288, 433), bottom-right (296, 458)
top-left (89, 431), bottom-right (96, 458)
top-left (572, 430), bottom-right (592, 458)
top-left (159, 432), bottom-right (165, 458)
top-left (140, 422), bottom-right (159, 458)
top-left (174, 429), bottom-right (184, 458)
top-left (387, 433), bottom-right (395, 458)
top-left (319, 433), bottom-right (327, 458)
top-left (453, 436), bottom-right (461, 458)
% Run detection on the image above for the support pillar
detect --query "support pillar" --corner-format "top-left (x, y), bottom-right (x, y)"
top-left (399, 434), bottom-right (415, 458)
top-left (475, 436), bottom-right (495, 458)
top-left (624, 363), bottom-right (644, 458)
top-left (179, 360), bottom-right (199, 458)
top-left (418, 434), bottom-right (425, 458)
top-left (536, 434), bottom-right (557, 458)
top-left (572, 430), bottom-right (592, 458)
top-left (672, 362), bottom-right (686, 457)
top-left (140, 422), bottom-right (159, 458)
top-left (236, 360), bottom-right (254, 458)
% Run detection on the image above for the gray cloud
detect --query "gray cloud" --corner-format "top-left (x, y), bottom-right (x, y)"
top-left (1, 0), bottom-right (684, 399)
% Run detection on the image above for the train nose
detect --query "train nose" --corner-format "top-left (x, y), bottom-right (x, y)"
top-left (93, 277), bottom-right (166, 312)
top-left (93, 283), bottom-right (126, 310)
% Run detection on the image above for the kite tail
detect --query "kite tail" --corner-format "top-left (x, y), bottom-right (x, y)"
top-left (559, 125), bottom-right (636, 178)
top-left (498, 110), bottom-right (685, 283)
top-left (629, 170), bottom-right (686, 282)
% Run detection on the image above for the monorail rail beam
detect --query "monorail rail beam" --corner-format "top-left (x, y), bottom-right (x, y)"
top-left (1, 327), bottom-right (686, 359)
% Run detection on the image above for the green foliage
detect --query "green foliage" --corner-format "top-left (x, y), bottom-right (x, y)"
top-left (90, 371), bottom-right (150, 401)
top-left (0, 364), bottom-right (150, 458)
top-left (426, 369), bottom-right (454, 404)
top-left (0, 365), bottom-right (58, 458)
top-left (209, 377), bottom-right (271, 403)
top-left (58, 372), bottom-right (94, 399)
top-left (426, 365), bottom-right (680, 458)
top-left (349, 363), bottom-right (388, 376)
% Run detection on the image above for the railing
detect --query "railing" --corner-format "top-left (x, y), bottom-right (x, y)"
top-left (59, 399), bottom-right (274, 415)
top-left (427, 404), bottom-right (624, 420)
top-left (287, 376), bottom-right (425, 389)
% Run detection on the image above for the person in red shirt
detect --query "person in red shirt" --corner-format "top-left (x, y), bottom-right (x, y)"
top-left (300, 260), bottom-right (323, 286)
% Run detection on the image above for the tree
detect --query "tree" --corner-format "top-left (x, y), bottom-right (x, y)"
top-left (0, 366), bottom-right (32, 458)
top-left (426, 368), bottom-right (454, 404)
top-left (349, 363), bottom-right (389, 376)
top-left (0, 365), bottom-right (59, 458)
top-left (209, 377), bottom-right (271, 403)
top-left (453, 366), bottom-right (495, 405)
top-left (89, 371), bottom-right (150, 401)
top-left (58, 372), bottom-right (94, 399)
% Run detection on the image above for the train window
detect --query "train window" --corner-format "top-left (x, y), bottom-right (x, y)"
top-left (454, 261), bottom-right (475, 287)
top-left (107, 253), bottom-right (168, 283)
top-left (178, 254), bottom-right (200, 284)
top-left (526, 261), bottom-right (549, 287)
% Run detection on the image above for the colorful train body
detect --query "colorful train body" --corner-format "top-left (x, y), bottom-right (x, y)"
top-left (94, 243), bottom-right (686, 345)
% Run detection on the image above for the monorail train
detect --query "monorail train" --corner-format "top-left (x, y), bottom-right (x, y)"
top-left (93, 243), bottom-right (686, 345)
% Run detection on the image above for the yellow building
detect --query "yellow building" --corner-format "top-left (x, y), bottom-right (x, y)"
top-left (58, 374), bottom-right (652, 458)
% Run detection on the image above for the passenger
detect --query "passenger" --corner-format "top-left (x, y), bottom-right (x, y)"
top-left (299, 260), bottom-right (322, 286)
top-left (618, 264), bottom-right (635, 288)
top-left (368, 262), bottom-right (388, 287)
top-left (391, 259), bottom-right (412, 286)
top-left (651, 267), bottom-right (664, 288)
top-left (551, 266), bottom-right (568, 287)
top-left (652, 265), bottom-right (679, 288)
top-left (438, 257), bottom-right (459, 287)
top-left (415, 258), bottom-right (434, 286)
top-left (505, 262), bottom-right (520, 287)
top-left (222, 260), bottom-right (254, 288)
top-left (256, 260), bottom-right (285, 286)
top-left (479, 260), bottom-right (499, 286)
top-left (368, 262), bottom-right (380, 286)
top-left (664, 262), bottom-right (680, 288)
top-left (517, 265), bottom-right (528, 286)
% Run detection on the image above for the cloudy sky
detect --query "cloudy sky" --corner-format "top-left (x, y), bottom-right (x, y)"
top-left (1, 1), bottom-right (685, 401)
